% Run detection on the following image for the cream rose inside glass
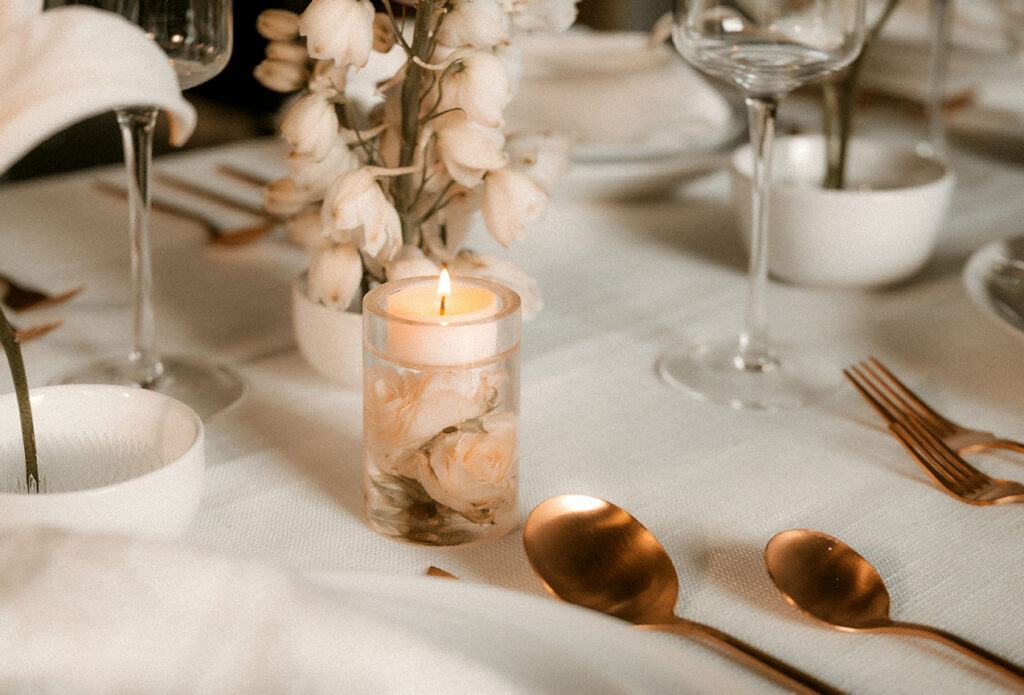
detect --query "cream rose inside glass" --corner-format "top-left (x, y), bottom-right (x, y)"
top-left (362, 273), bottom-right (521, 546)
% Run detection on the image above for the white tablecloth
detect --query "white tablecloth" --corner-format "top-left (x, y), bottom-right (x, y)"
top-left (1, 95), bottom-right (1023, 693)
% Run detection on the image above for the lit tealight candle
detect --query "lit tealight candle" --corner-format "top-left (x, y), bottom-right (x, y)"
top-left (386, 268), bottom-right (498, 326)
top-left (367, 270), bottom-right (509, 367)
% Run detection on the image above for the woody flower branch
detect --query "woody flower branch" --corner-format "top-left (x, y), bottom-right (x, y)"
top-left (255, 0), bottom-right (581, 319)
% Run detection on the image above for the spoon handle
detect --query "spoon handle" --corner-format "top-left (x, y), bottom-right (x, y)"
top-left (886, 621), bottom-right (1024, 684)
top-left (640, 620), bottom-right (846, 695)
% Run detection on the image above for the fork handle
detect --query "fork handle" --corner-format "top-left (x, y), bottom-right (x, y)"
top-left (639, 619), bottom-right (846, 694)
top-left (883, 621), bottom-right (1024, 684)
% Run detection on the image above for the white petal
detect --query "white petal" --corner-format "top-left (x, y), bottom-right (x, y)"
top-left (437, 118), bottom-right (507, 188)
top-left (307, 243), bottom-right (364, 309)
top-left (437, 0), bottom-right (509, 48)
top-left (441, 52), bottom-right (511, 128)
top-left (280, 93), bottom-right (339, 161)
top-left (0, 6), bottom-right (196, 174)
top-left (481, 166), bottom-right (547, 247)
top-left (300, 0), bottom-right (375, 68)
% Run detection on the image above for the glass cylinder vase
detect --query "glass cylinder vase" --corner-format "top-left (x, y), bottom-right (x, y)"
top-left (362, 276), bottom-right (521, 546)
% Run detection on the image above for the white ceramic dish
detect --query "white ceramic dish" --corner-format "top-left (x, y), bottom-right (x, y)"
top-left (963, 235), bottom-right (1024, 340)
top-left (292, 272), bottom-right (362, 388)
top-left (730, 134), bottom-right (955, 288)
top-left (0, 384), bottom-right (204, 538)
top-left (505, 30), bottom-right (744, 199)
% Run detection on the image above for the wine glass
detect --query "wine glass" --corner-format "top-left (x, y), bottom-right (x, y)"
top-left (658, 0), bottom-right (866, 409)
top-left (921, 0), bottom-right (953, 162)
top-left (54, 0), bottom-right (240, 419)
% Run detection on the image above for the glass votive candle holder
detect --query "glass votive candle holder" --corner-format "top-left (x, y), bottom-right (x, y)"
top-left (362, 275), bottom-right (521, 546)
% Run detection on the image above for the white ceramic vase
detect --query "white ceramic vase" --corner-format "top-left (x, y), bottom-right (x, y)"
top-left (730, 134), bottom-right (956, 288)
top-left (292, 272), bottom-right (362, 388)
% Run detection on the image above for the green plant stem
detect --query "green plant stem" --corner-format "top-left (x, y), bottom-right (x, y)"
top-left (0, 304), bottom-right (38, 492)
top-left (395, 0), bottom-right (438, 246)
top-left (822, 0), bottom-right (902, 189)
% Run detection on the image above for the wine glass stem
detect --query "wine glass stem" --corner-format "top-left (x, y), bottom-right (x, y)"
top-left (925, 0), bottom-right (952, 161)
top-left (739, 96), bottom-right (779, 372)
top-left (116, 107), bottom-right (164, 388)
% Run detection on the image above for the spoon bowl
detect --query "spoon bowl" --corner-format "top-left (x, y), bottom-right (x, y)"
top-left (523, 494), bottom-right (679, 625)
top-left (763, 528), bottom-right (892, 630)
top-left (523, 495), bottom-right (844, 695)
top-left (764, 529), bottom-right (1024, 685)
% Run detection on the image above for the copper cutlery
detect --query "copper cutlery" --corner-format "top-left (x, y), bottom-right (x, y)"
top-left (846, 357), bottom-right (1024, 455)
top-left (1, 274), bottom-right (82, 312)
top-left (523, 494), bottom-right (845, 695)
top-left (766, 529), bottom-right (1024, 685)
top-left (845, 358), bottom-right (1024, 504)
top-left (11, 320), bottom-right (62, 343)
top-left (93, 180), bottom-right (272, 246)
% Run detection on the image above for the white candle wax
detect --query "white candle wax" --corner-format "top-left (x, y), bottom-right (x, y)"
top-left (383, 274), bottom-right (500, 367)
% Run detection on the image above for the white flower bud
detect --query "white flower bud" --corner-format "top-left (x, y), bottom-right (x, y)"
top-left (437, 0), bottom-right (509, 49)
top-left (262, 177), bottom-right (305, 216)
top-left (503, 0), bottom-right (579, 33)
top-left (307, 60), bottom-right (349, 96)
top-left (436, 118), bottom-right (507, 188)
top-left (307, 242), bottom-right (364, 310)
top-left (257, 9), bottom-right (301, 41)
top-left (287, 139), bottom-right (358, 197)
top-left (263, 177), bottom-right (309, 217)
top-left (280, 93), bottom-right (339, 162)
top-left (505, 131), bottom-right (571, 191)
top-left (372, 13), bottom-right (398, 53)
top-left (451, 250), bottom-right (543, 320)
top-left (481, 165), bottom-right (547, 247)
top-left (435, 188), bottom-right (482, 255)
top-left (285, 208), bottom-right (333, 251)
top-left (253, 59), bottom-right (309, 93)
top-left (439, 51), bottom-right (511, 128)
top-left (493, 41), bottom-right (524, 92)
top-left (384, 245), bottom-right (440, 281)
top-left (321, 168), bottom-right (402, 260)
top-left (300, 0), bottom-right (375, 68)
top-left (265, 39), bottom-right (308, 65)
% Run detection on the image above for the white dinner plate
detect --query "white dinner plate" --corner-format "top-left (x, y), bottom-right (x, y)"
top-left (963, 235), bottom-right (1024, 340)
top-left (306, 570), bottom-right (758, 694)
top-left (504, 30), bottom-right (745, 198)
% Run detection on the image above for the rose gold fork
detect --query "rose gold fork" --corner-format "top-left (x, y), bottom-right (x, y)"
top-left (848, 357), bottom-right (1024, 456)
top-left (12, 321), bottom-right (62, 342)
top-left (845, 363), bottom-right (1024, 505)
top-left (1, 273), bottom-right (83, 312)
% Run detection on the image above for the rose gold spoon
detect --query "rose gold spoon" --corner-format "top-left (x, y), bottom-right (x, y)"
top-left (523, 495), bottom-right (844, 695)
top-left (765, 529), bottom-right (1024, 686)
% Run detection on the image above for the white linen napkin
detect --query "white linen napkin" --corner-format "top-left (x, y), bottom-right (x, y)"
top-left (0, 527), bottom-right (524, 694)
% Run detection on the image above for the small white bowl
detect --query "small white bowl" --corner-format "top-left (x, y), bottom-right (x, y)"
top-left (730, 134), bottom-right (955, 288)
top-left (292, 272), bottom-right (362, 388)
top-left (0, 384), bottom-right (204, 538)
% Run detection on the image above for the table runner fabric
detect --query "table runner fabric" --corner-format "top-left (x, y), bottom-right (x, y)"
top-left (0, 99), bottom-right (1022, 693)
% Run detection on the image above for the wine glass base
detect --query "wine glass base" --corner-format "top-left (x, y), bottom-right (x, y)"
top-left (53, 355), bottom-right (243, 420)
top-left (657, 337), bottom-right (840, 410)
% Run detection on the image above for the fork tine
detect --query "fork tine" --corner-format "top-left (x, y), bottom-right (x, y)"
top-left (890, 419), bottom-right (970, 497)
top-left (903, 415), bottom-right (981, 489)
top-left (843, 365), bottom-right (900, 423)
top-left (867, 357), bottom-right (954, 431)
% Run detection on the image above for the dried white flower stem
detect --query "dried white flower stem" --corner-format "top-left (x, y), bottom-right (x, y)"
top-left (0, 305), bottom-right (38, 492)
top-left (395, 0), bottom-right (440, 245)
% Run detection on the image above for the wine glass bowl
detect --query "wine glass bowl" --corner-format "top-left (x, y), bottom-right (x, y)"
top-left (144, 2), bottom-right (232, 88)
top-left (658, 0), bottom-right (866, 409)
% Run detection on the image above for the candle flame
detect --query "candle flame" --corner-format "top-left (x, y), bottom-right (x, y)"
top-left (437, 267), bottom-right (451, 316)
